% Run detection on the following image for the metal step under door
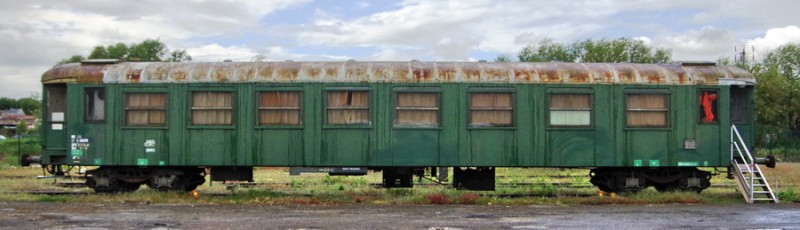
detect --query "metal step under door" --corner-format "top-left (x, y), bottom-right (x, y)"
top-left (731, 125), bottom-right (779, 203)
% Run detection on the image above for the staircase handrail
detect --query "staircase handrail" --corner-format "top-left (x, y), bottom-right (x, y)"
top-left (731, 124), bottom-right (777, 203)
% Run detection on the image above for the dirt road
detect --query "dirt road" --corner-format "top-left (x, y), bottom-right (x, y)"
top-left (1, 202), bottom-right (798, 229)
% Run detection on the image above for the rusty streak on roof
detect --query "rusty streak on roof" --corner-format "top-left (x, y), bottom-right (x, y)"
top-left (41, 61), bottom-right (755, 85)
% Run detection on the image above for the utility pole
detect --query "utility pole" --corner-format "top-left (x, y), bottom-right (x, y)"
top-left (734, 45), bottom-right (755, 66)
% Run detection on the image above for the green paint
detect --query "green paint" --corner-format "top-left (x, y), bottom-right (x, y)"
top-left (93, 158), bottom-right (103, 165)
top-left (70, 149), bottom-right (83, 156)
top-left (41, 83), bottom-right (753, 168)
top-left (678, 161), bottom-right (699, 166)
top-left (137, 158), bottom-right (149, 166)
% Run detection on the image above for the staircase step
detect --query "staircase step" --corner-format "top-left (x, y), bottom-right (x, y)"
top-left (752, 198), bottom-right (777, 201)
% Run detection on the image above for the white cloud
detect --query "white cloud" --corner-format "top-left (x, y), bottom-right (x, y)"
top-left (656, 26), bottom-right (739, 61)
top-left (296, 1), bottom-right (627, 61)
top-left (188, 44), bottom-right (351, 62)
top-left (0, 1), bottom-right (309, 98)
top-left (1, 0), bottom-right (800, 99)
top-left (188, 44), bottom-right (259, 62)
top-left (746, 25), bottom-right (800, 59)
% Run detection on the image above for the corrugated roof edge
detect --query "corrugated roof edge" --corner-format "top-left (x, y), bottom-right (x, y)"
top-left (42, 61), bottom-right (755, 85)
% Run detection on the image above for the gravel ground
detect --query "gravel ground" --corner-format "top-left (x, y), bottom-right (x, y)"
top-left (1, 202), bottom-right (799, 229)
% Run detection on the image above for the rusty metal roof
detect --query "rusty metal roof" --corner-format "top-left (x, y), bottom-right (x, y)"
top-left (41, 61), bottom-right (755, 85)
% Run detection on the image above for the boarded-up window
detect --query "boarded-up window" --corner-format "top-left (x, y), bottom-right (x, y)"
top-left (549, 94), bottom-right (590, 126)
top-left (699, 90), bottom-right (718, 123)
top-left (85, 88), bottom-right (105, 122)
top-left (470, 92), bottom-right (513, 127)
top-left (125, 93), bottom-right (167, 126)
top-left (191, 92), bottom-right (233, 125)
top-left (327, 91), bottom-right (369, 125)
top-left (395, 92), bottom-right (439, 127)
top-left (258, 91), bottom-right (302, 125)
top-left (627, 94), bottom-right (668, 127)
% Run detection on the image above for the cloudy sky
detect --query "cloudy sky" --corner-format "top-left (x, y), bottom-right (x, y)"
top-left (2, 0), bottom-right (799, 98)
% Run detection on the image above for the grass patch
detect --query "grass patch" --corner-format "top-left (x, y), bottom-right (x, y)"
top-left (1, 164), bottom-right (798, 205)
top-left (0, 137), bottom-right (41, 166)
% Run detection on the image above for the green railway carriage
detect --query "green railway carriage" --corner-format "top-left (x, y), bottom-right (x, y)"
top-left (36, 60), bottom-right (758, 192)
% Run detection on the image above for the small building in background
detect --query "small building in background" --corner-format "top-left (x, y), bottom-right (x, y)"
top-left (0, 108), bottom-right (37, 136)
top-left (0, 108), bottom-right (25, 117)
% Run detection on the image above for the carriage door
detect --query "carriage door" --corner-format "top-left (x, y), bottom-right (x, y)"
top-left (391, 88), bottom-right (441, 166)
top-left (730, 86), bottom-right (754, 145)
top-left (43, 84), bottom-right (68, 165)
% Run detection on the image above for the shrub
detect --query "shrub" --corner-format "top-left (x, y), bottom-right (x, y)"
top-left (778, 189), bottom-right (800, 202)
top-left (424, 192), bottom-right (451, 204)
top-left (457, 193), bottom-right (479, 204)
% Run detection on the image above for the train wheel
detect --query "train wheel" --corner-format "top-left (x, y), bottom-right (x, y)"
top-left (676, 170), bottom-right (711, 193)
top-left (653, 182), bottom-right (678, 192)
top-left (120, 182), bottom-right (142, 192)
top-left (86, 168), bottom-right (128, 193)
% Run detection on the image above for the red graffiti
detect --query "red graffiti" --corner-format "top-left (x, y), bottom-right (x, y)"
top-left (700, 92), bottom-right (717, 122)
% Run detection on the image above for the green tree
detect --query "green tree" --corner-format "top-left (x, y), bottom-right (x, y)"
top-left (574, 38), bottom-right (671, 63)
top-left (0, 97), bottom-right (16, 110)
top-left (17, 98), bottom-right (41, 115)
top-left (57, 39), bottom-right (191, 64)
top-left (494, 54), bottom-right (514, 62)
top-left (128, 39), bottom-right (168, 61)
top-left (168, 50), bottom-right (192, 62)
top-left (107, 43), bottom-right (130, 59)
top-left (88, 46), bottom-right (109, 59)
top-left (763, 43), bottom-right (800, 79)
top-left (512, 38), bottom-right (671, 63)
top-left (758, 43), bottom-right (800, 132)
top-left (517, 38), bottom-right (577, 62)
top-left (57, 55), bottom-right (85, 65)
top-left (16, 120), bottom-right (28, 135)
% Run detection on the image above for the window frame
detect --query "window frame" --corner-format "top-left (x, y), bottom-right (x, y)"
top-left (698, 88), bottom-right (720, 125)
top-left (255, 87), bottom-right (304, 129)
top-left (730, 86), bottom-right (752, 125)
top-left (121, 89), bottom-right (169, 129)
top-left (83, 87), bottom-right (106, 123)
top-left (392, 87), bottom-right (442, 129)
top-left (467, 87), bottom-right (516, 129)
top-left (188, 88), bottom-right (236, 128)
top-left (624, 89), bottom-right (671, 129)
top-left (323, 87), bottom-right (372, 129)
top-left (546, 88), bottom-right (593, 129)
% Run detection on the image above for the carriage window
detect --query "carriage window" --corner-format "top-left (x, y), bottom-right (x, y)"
top-left (84, 88), bottom-right (105, 122)
top-left (549, 94), bottom-right (591, 127)
top-left (258, 91), bottom-right (302, 125)
top-left (125, 93), bottom-right (167, 126)
top-left (191, 92), bottom-right (233, 125)
top-left (626, 94), bottom-right (669, 128)
top-left (327, 91), bottom-right (369, 125)
top-left (731, 87), bottom-right (751, 124)
top-left (46, 85), bottom-right (67, 122)
top-left (395, 92), bottom-right (439, 127)
top-left (470, 92), bottom-right (513, 127)
top-left (699, 90), bottom-right (718, 123)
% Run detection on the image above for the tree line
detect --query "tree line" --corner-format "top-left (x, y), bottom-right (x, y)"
top-left (58, 38), bottom-right (192, 65)
top-left (0, 96), bottom-right (40, 116)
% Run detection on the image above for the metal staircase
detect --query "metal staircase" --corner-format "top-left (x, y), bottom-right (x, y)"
top-left (730, 125), bottom-right (779, 203)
